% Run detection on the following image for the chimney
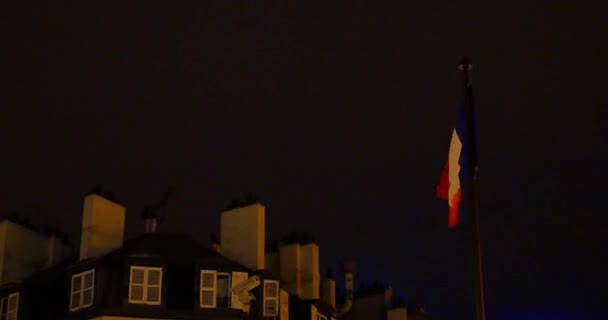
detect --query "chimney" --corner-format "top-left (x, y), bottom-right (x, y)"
top-left (322, 270), bottom-right (336, 309)
top-left (220, 202), bottom-right (265, 270)
top-left (279, 242), bottom-right (302, 297)
top-left (79, 193), bottom-right (126, 260)
top-left (142, 207), bottom-right (158, 233)
top-left (300, 242), bottom-right (320, 300)
top-left (149, 218), bottom-right (158, 232)
top-left (336, 261), bottom-right (356, 316)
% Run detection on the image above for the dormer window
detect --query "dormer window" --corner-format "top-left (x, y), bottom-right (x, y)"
top-left (70, 269), bottom-right (95, 311)
top-left (200, 270), bottom-right (249, 309)
top-left (128, 266), bottom-right (162, 305)
top-left (0, 292), bottom-right (19, 320)
top-left (263, 280), bottom-right (279, 316)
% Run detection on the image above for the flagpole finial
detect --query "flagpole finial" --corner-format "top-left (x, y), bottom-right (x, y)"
top-left (458, 56), bottom-right (473, 85)
top-left (458, 56), bottom-right (473, 71)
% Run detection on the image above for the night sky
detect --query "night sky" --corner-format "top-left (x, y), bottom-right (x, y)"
top-left (3, 2), bottom-right (607, 319)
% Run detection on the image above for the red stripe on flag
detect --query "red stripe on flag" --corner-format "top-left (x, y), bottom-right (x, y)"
top-left (436, 162), bottom-right (450, 200)
top-left (448, 188), bottom-right (461, 228)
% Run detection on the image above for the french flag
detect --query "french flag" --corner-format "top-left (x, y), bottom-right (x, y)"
top-left (436, 90), bottom-right (477, 227)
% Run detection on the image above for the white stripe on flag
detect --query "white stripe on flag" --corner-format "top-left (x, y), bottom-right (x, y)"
top-left (448, 129), bottom-right (463, 207)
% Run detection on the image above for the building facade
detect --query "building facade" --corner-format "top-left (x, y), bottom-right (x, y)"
top-left (0, 193), bottom-right (415, 320)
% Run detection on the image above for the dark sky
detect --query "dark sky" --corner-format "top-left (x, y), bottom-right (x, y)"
top-left (2, 2), bottom-right (607, 319)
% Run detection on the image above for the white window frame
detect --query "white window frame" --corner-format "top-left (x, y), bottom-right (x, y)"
top-left (0, 292), bottom-right (19, 320)
top-left (263, 279), bottom-right (279, 317)
top-left (128, 266), bottom-right (163, 305)
top-left (70, 269), bottom-right (95, 311)
top-left (200, 269), bottom-right (217, 308)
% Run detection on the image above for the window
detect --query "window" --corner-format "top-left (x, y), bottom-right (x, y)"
top-left (263, 280), bottom-right (279, 316)
top-left (70, 269), bottom-right (95, 311)
top-left (128, 266), bottom-right (162, 305)
top-left (0, 292), bottom-right (19, 320)
top-left (200, 270), bottom-right (242, 309)
top-left (200, 270), bottom-right (216, 308)
top-left (216, 273), bottom-right (231, 307)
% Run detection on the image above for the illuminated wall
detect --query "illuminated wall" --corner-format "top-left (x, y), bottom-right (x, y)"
top-left (322, 278), bottom-right (336, 309)
top-left (279, 243), bottom-right (302, 297)
top-left (220, 203), bottom-right (265, 271)
top-left (280, 288), bottom-right (289, 320)
top-left (388, 307), bottom-right (408, 320)
top-left (300, 242), bottom-right (320, 300)
top-left (79, 194), bottom-right (126, 260)
top-left (0, 220), bottom-right (60, 282)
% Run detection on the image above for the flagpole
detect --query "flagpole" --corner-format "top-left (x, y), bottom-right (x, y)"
top-left (459, 56), bottom-right (487, 320)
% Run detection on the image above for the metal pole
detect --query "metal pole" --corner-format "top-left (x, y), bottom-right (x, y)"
top-left (458, 56), bottom-right (487, 320)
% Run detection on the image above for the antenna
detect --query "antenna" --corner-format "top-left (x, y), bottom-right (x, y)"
top-left (142, 186), bottom-right (174, 231)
